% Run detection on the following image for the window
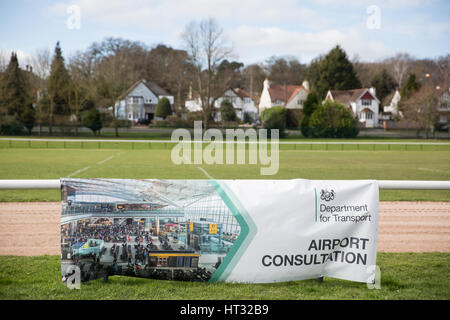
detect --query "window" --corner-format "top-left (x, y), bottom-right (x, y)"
top-left (297, 99), bottom-right (304, 105)
top-left (365, 112), bottom-right (373, 119)
top-left (274, 99), bottom-right (283, 105)
top-left (362, 99), bottom-right (371, 106)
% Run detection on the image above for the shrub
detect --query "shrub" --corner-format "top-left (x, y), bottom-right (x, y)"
top-left (309, 101), bottom-right (359, 138)
top-left (166, 115), bottom-right (190, 128)
top-left (0, 116), bottom-right (25, 135)
top-left (155, 97), bottom-right (172, 119)
top-left (152, 120), bottom-right (167, 127)
top-left (82, 108), bottom-right (102, 135)
top-left (219, 100), bottom-right (237, 122)
top-left (286, 109), bottom-right (302, 128)
top-left (261, 106), bottom-right (287, 137)
top-left (186, 111), bottom-right (204, 127)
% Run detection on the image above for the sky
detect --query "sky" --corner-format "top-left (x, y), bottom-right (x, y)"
top-left (0, 0), bottom-right (449, 67)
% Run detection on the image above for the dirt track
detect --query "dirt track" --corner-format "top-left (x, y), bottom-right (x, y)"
top-left (0, 201), bottom-right (449, 256)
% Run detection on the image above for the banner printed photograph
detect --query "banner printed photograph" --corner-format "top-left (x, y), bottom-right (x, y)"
top-left (60, 178), bottom-right (379, 284)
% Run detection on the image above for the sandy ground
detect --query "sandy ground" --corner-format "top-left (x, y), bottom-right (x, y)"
top-left (0, 201), bottom-right (449, 256)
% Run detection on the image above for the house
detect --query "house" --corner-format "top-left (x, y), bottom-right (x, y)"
top-left (258, 78), bottom-right (310, 114)
top-left (325, 87), bottom-right (380, 128)
top-left (185, 88), bottom-right (258, 123)
top-left (380, 89), bottom-right (402, 121)
top-left (437, 87), bottom-right (450, 131)
top-left (114, 79), bottom-right (174, 123)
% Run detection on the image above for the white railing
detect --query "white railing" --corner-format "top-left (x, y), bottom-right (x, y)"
top-left (0, 179), bottom-right (449, 190)
top-left (1, 137), bottom-right (450, 145)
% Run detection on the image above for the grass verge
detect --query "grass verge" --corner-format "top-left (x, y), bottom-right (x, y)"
top-left (0, 253), bottom-right (448, 300)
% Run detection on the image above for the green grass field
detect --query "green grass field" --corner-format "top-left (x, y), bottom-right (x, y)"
top-left (0, 138), bottom-right (449, 300)
top-left (0, 253), bottom-right (448, 300)
top-left (0, 142), bottom-right (449, 201)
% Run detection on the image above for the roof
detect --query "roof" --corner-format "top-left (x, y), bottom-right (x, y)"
top-left (118, 79), bottom-right (170, 100)
top-left (232, 88), bottom-right (251, 99)
top-left (268, 84), bottom-right (308, 104)
top-left (328, 88), bottom-right (369, 105)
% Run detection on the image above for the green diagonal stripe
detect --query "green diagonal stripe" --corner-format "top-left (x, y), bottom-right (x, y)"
top-left (209, 180), bottom-right (257, 282)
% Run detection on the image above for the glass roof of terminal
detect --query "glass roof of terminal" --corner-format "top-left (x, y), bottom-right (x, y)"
top-left (61, 178), bottom-right (216, 209)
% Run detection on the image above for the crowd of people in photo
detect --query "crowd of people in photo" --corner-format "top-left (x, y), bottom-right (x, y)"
top-left (61, 220), bottom-right (216, 283)
top-left (62, 221), bottom-right (154, 245)
top-left (62, 220), bottom-right (191, 267)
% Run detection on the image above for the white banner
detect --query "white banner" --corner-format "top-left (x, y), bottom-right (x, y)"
top-left (60, 179), bottom-right (378, 284)
top-left (210, 179), bottom-right (379, 283)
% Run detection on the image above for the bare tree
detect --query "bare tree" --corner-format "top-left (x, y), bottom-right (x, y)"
top-left (182, 18), bottom-right (233, 126)
top-left (403, 85), bottom-right (440, 138)
top-left (32, 48), bottom-right (52, 135)
top-left (386, 53), bottom-right (412, 88)
top-left (0, 49), bottom-right (8, 72)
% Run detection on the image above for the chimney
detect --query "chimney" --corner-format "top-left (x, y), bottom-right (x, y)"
top-left (188, 81), bottom-right (193, 100)
top-left (369, 86), bottom-right (376, 97)
top-left (302, 80), bottom-right (310, 91)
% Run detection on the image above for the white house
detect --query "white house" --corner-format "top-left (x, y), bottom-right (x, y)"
top-left (437, 87), bottom-right (450, 130)
top-left (380, 89), bottom-right (402, 121)
top-left (258, 78), bottom-right (310, 114)
top-left (114, 79), bottom-right (174, 123)
top-left (185, 88), bottom-right (258, 123)
top-left (325, 87), bottom-right (380, 128)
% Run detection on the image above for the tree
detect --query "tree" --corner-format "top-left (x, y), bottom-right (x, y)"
top-left (144, 44), bottom-right (192, 114)
top-left (155, 97), bottom-right (172, 119)
top-left (371, 69), bottom-right (397, 111)
top-left (403, 86), bottom-right (440, 138)
top-left (265, 56), bottom-right (306, 86)
top-left (315, 46), bottom-right (362, 99)
top-left (300, 92), bottom-right (320, 137)
top-left (47, 41), bottom-right (72, 134)
top-left (242, 64), bottom-right (266, 98)
top-left (309, 101), bottom-right (359, 138)
top-left (219, 100), bottom-right (236, 122)
top-left (182, 18), bottom-right (233, 127)
top-left (401, 73), bottom-right (421, 99)
top-left (0, 52), bottom-right (33, 119)
top-left (386, 53), bottom-right (411, 88)
top-left (305, 56), bottom-right (323, 93)
top-left (82, 108), bottom-right (102, 135)
top-left (89, 37), bottom-right (147, 114)
top-left (261, 106), bottom-right (287, 137)
top-left (68, 51), bottom-right (98, 136)
top-left (20, 106), bottom-right (35, 134)
top-left (32, 48), bottom-right (52, 135)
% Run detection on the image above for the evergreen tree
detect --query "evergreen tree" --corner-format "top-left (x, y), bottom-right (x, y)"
top-left (0, 52), bottom-right (33, 119)
top-left (47, 41), bottom-right (71, 133)
top-left (82, 108), bottom-right (102, 135)
top-left (371, 69), bottom-right (397, 109)
top-left (401, 73), bottom-right (421, 99)
top-left (155, 97), bottom-right (172, 119)
top-left (316, 46), bottom-right (361, 99)
top-left (300, 92), bottom-right (320, 137)
top-left (219, 100), bottom-right (237, 122)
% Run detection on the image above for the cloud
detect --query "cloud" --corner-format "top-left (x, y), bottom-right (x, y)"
top-left (230, 26), bottom-right (392, 63)
top-left (0, 48), bottom-right (35, 67)
top-left (48, 0), bottom-right (327, 30)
